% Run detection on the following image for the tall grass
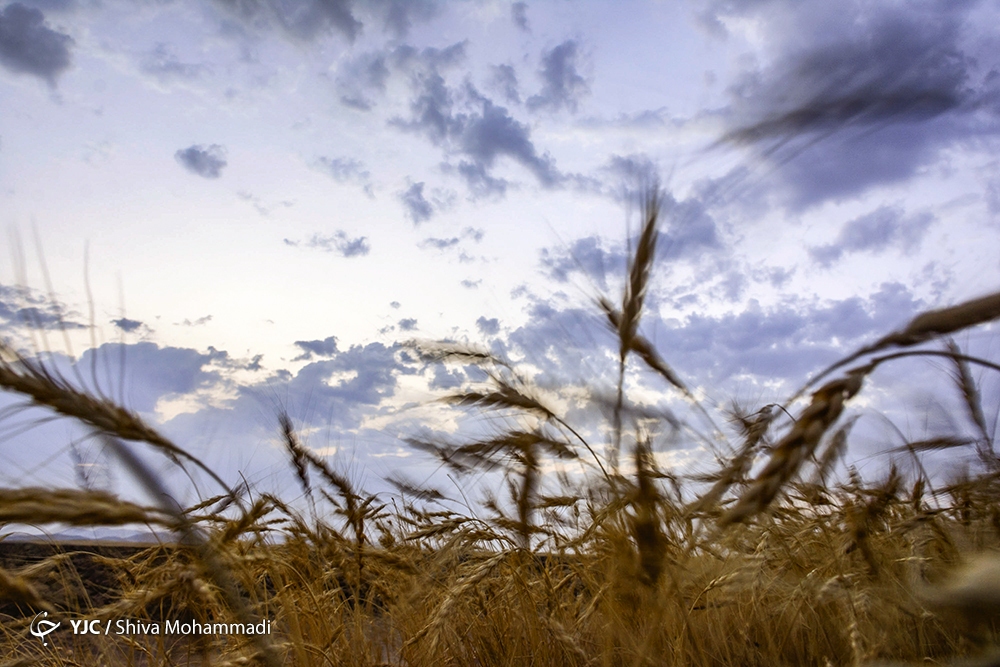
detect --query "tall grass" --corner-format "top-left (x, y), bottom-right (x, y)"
top-left (2, 193), bottom-right (1000, 666)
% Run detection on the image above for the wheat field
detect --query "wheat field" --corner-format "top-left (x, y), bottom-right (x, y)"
top-left (1, 191), bottom-right (1000, 666)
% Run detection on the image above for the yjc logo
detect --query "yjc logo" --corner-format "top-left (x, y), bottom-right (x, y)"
top-left (69, 619), bottom-right (103, 634)
top-left (29, 612), bottom-right (60, 646)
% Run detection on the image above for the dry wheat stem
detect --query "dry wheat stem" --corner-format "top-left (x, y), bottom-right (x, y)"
top-left (720, 370), bottom-right (866, 527)
top-left (0, 487), bottom-right (171, 527)
top-left (0, 567), bottom-right (55, 613)
top-left (0, 343), bottom-right (228, 492)
top-left (788, 291), bottom-right (1000, 406)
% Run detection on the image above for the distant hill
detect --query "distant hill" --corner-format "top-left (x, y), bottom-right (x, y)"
top-left (0, 526), bottom-right (172, 545)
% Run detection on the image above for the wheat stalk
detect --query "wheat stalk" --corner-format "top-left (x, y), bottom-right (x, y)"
top-left (0, 567), bottom-right (55, 613)
top-left (790, 291), bottom-right (1000, 405)
top-left (0, 487), bottom-right (171, 527)
top-left (0, 341), bottom-right (228, 491)
top-left (609, 188), bottom-right (661, 474)
top-left (719, 370), bottom-right (866, 526)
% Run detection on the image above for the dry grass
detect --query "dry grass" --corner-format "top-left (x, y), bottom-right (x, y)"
top-left (2, 191), bottom-right (1000, 666)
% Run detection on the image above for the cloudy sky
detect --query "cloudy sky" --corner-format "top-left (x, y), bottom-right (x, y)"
top-left (1, 0), bottom-right (999, 510)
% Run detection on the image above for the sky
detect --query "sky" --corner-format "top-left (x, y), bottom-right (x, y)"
top-left (1, 0), bottom-right (999, 515)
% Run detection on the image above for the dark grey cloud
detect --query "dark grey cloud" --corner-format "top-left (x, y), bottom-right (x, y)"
top-left (293, 335), bottom-right (339, 361)
top-left (0, 3), bottom-right (72, 86)
top-left (491, 63), bottom-right (520, 105)
top-left (757, 265), bottom-right (794, 289)
top-left (355, 40), bottom-right (465, 112)
top-left (988, 177), bottom-right (1000, 218)
top-left (693, 0), bottom-right (771, 37)
top-left (548, 151), bottom-right (659, 204)
top-left (284, 231), bottom-right (370, 257)
top-left (175, 144), bottom-right (227, 179)
top-left (334, 51), bottom-right (389, 110)
top-left (605, 153), bottom-right (658, 183)
top-left (506, 281), bottom-right (925, 393)
top-left (717, 1), bottom-right (1000, 208)
top-left (511, 2), bottom-right (529, 32)
top-left (374, 0), bottom-right (440, 38)
top-left (1, 305), bottom-right (85, 329)
top-left (526, 40), bottom-right (589, 114)
top-left (12, 0), bottom-right (74, 11)
top-left (3, 339), bottom-right (414, 493)
top-left (400, 182), bottom-right (433, 223)
top-left (717, 270), bottom-right (748, 302)
top-left (809, 205), bottom-right (934, 267)
top-left (461, 279), bottom-right (481, 289)
top-left (539, 187), bottom-right (721, 290)
top-left (0, 284), bottom-right (85, 330)
top-left (458, 97), bottom-right (560, 188)
top-left (316, 156), bottom-right (373, 195)
top-left (76, 342), bottom-right (224, 413)
top-left (394, 71), bottom-right (455, 142)
top-left (0, 349), bottom-right (270, 492)
top-left (390, 54), bottom-right (560, 196)
top-left (326, 232), bottom-right (370, 257)
top-left (661, 288), bottom-right (894, 382)
top-left (112, 317), bottom-right (143, 333)
top-left (179, 315), bottom-right (212, 326)
top-left (451, 160), bottom-right (509, 197)
top-left (278, 342), bottom-right (405, 425)
top-left (541, 235), bottom-right (612, 290)
top-left (214, 0), bottom-right (361, 43)
top-left (507, 301), bottom-right (614, 381)
top-left (317, 156), bottom-right (369, 182)
top-left (420, 226), bottom-right (483, 250)
top-left (428, 362), bottom-right (463, 390)
top-left (157, 342), bottom-right (412, 465)
top-left (398, 317), bottom-right (417, 331)
top-left (335, 40), bottom-right (557, 198)
top-left (658, 192), bottom-right (721, 260)
top-left (580, 108), bottom-right (672, 131)
top-left (476, 316), bottom-right (500, 336)
top-left (226, 0), bottom-right (437, 49)
top-left (165, 345), bottom-right (411, 478)
top-left (140, 43), bottom-right (208, 83)
top-left (390, 41), bottom-right (467, 73)
top-left (601, 153), bottom-right (660, 201)
top-left (237, 191), bottom-right (294, 216)
top-left (339, 93), bottom-right (372, 112)
top-left (422, 236), bottom-right (459, 250)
